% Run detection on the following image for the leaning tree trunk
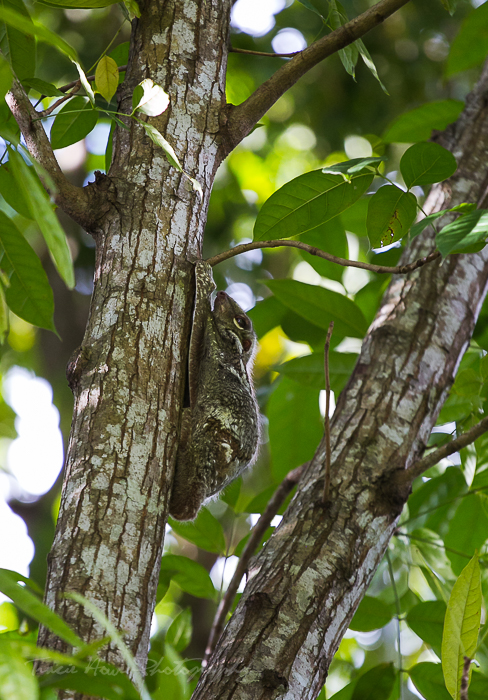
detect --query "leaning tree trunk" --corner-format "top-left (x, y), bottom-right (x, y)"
top-left (192, 65), bottom-right (488, 699)
top-left (38, 0), bottom-right (232, 669)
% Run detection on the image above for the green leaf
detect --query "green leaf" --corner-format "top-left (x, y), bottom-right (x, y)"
top-left (407, 601), bottom-right (446, 655)
top-left (73, 60), bottom-right (95, 105)
top-left (39, 664), bottom-right (140, 699)
top-left (299, 218), bottom-right (348, 282)
top-left (0, 0), bottom-right (35, 81)
top-left (0, 212), bottom-right (55, 330)
top-left (410, 209), bottom-right (450, 239)
top-left (0, 4), bottom-right (77, 61)
top-left (276, 351), bottom-right (357, 394)
top-left (356, 38), bottom-right (388, 95)
top-left (166, 608), bottom-right (192, 652)
top-left (95, 55), bottom-right (119, 103)
top-left (248, 296), bottom-right (287, 339)
top-left (108, 41), bottom-right (129, 69)
top-left (0, 569), bottom-right (85, 649)
top-left (0, 284), bottom-right (8, 343)
top-left (383, 101), bottom-right (464, 143)
top-left (444, 494), bottom-right (488, 576)
top-left (366, 185), bottom-right (418, 249)
top-left (22, 78), bottom-right (65, 96)
top-left (442, 554), bottom-right (482, 699)
top-left (296, 0), bottom-right (326, 21)
top-left (267, 377), bottom-right (323, 481)
top-left (140, 122), bottom-right (183, 171)
top-left (50, 96), bottom-right (99, 149)
top-left (0, 645), bottom-right (38, 700)
top-left (8, 149), bottom-right (75, 289)
top-left (351, 663), bottom-right (396, 700)
top-left (265, 279), bottom-right (368, 339)
top-left (409, 663), bottom-right (451, 700)
top-left (436, 210), bottom-right (488, 257)
top-left (105, 120), bottom-right (116, 172)
top-left (446, 3), bottom-right (488, 77)
top-left (253, 166), bottom-right (373, 242)
top-left (133, 79), bottom-right (169, 117)
top-left (159, 554), bottom-right (215, 599)
top-left (400, 142), bottom-right (457, 189)
top-left (0, 163), bottom-right (33, 218)
top-left (0, 52), bottom-right (12, 98)
top-left (349, 596), bottom-right (393, 632)
top-left (38, 0), bottom-right (120, 7)
top-left (168, 507), bottom-right (226, 554)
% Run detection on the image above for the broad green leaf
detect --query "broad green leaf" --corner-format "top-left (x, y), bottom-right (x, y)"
top-left (265, 279), bottom-right (368, 339)
top-left (0, 645), bottom-right (38, 700)
top-left (446, 3), bottom-right (488, 77)
top-left (50, 96), bottom-right (99, 149)
top-left (0, 52), bottom-right (12, 98)
top-left (150, 644), bottom-right (190, 700)
top-left (0, 5), bottom-right (77, 61)
top-left (328, 0), bottom-right (358, 77)
top-left (440, 0), bottom-right (457, 14)
top-left (0, 633), bottom-right (86, 667)
top-left (39, 663), bottom-right (140, 699)
top-left (410, 209), bottom-right (450, 239)
top-left (38, 0), bottom-right (119, 7)
top-left (267, 377), bottom-right (323, 481)
top-left (407, 601), bottom-right (446, 655)
top-left (442, 554), bottom-right (482, 699)
top-left (0, 568), bottom-right (85, 648)
top-left (276, 351), bottom-right (357, 394)
top-left (296, 0), bottom-right (326, 21)
top-left (0, 0), bottom-right (35, 81)
top-left (351, 663), bottom-right (396, 700)
top-left (105, 120), bottom-right (116, 172)
top-left (248, 296), bottom-right (287, 339)
top-left (221, 476), bottom-right (241, 509)
top-left (22, 78), bottom-right (65, 96)
top-left (409, 663), bottom-right (451, 700)
top-left (168, 507), bottom-right (225, 554)
top-left (356, 38), bottom-right (388, 95)
top-left (159, 554), bottom-right (215, 599)
top-left (140, 122), bottom-right (182, 171)
top-left (383, 100), bottom-right (464, 143)
top-left (354, 277), bottom-right (389, 326)
top-left (0, 284), bottom-right (8, 343)
top-left (253, 166), bottom-right (373, 242)
top-left (436, 210), bottom-right (488, 257)
top-left (349, 596), bottom-right (393, 632)
top-left (133, 78), bottom-right (169, 117)
top-left (299, 218), bottom-right (349, 282)
top-left (8, 149), bottom-right (75, 288)
top-left (400, 142), bottom-right (457, 189)
top-left (366, 185), bottom-right (417, 249)
top-left (109, 41), bottom-right (129, 69)
top-left (95, 55), bottom-right (119, 103)
top-left (0, 163), bottom-right (33, 218)
top-left (166, 608), bottom-right (192, 652)
top-left (444, 494), bottom-right (488, 576)
top-left (0, 212), bottom-right (55, 330)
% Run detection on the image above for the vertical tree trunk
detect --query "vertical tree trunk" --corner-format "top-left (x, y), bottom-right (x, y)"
top-left (38, 0), bottom-right (231, 670)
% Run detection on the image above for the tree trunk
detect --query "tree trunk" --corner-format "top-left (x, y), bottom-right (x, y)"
top-left (192, 64), bottom-right (488, 699)
top-left (38, 0), bottom-right (231, 670)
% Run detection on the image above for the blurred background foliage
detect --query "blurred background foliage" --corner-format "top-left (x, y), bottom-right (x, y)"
top-left (1, 0), bottom-right (488, 698)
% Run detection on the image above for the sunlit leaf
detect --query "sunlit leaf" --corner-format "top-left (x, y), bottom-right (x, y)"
top-left (436, 210), bottom-right (488, 257)
top-left (367, 185), bottom-right (417, 249)
top-left (400, 142), bottom-right (457, 188)
top-left (442, 554), bottom-right (482, 699)
top-left (159, 554), bottom-right (215, 599)
top-left (356, 38), bottom-right (388, 95)
top-left (95, 55), bottom-right (119, 103)
top-left (0, 52), bottom-right (12, 98)
top-left (50, 96), bottom-right (99, 149)
top-left (0, 0), bottom-right (35, 81)
top-left (166, 608), bottom-right (192, 653)
top-left (383, 100), bottom-right (464, 143)
top-left (8, 148), bottom-right (75, 288)
top-left (140, 122), bottom-right (182, 171)
top-left (0, 644), bottom-right (38, 700)
top-left (22, 77), bottom-right (64, 96)
top-left (73, 60), bottom-right (95, 105)
top-left (133, 78), bottom-right (169, 117)
top-left (253, 166), bottom-right (373, 242)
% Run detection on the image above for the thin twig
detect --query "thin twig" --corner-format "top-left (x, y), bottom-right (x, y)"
top-left (402, 416), bottom-right (488, 483)
top-left (205, 239), bottom-right (441, 275)
top-left (229, 47), bottom-right (300, 58)
top-left (323, 322), bottom-right (334, 503)
top-left (460, 656), bottom-right (471, 700)
top-left (204, 463), bottom-right (306, 665)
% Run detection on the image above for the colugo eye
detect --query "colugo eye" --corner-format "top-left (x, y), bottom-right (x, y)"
top-left (234, 315), bottom-right (247, 329)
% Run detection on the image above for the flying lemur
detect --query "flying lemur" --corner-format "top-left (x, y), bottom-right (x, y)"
top-left (169, 260), bottom-right (259, 521)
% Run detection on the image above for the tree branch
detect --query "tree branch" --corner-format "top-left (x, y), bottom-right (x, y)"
top-left (6, 78), bottom-right (99, 230)
top-left (223, 0), bottom-right (412, 150)
top-left (205, 238), bottom-right (441, 275)
top-left (397, 416), bottom-right (488, 485)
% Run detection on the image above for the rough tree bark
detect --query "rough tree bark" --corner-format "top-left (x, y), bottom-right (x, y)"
top-left (8, 0), bottom-right (488, 696)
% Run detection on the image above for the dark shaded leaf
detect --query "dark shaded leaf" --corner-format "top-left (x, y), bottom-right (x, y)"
top-left (51, 96), bottom-right (99, 149)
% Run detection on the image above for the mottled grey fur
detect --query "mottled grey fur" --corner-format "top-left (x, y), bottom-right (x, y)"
top-left (169, 261), bottom-right (259, 521)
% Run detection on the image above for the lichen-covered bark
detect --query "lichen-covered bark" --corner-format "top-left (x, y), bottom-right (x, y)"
top-left (38, 0), bottom-right (231, 672)
top-left (192, 65), bottom-right (488, 700)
